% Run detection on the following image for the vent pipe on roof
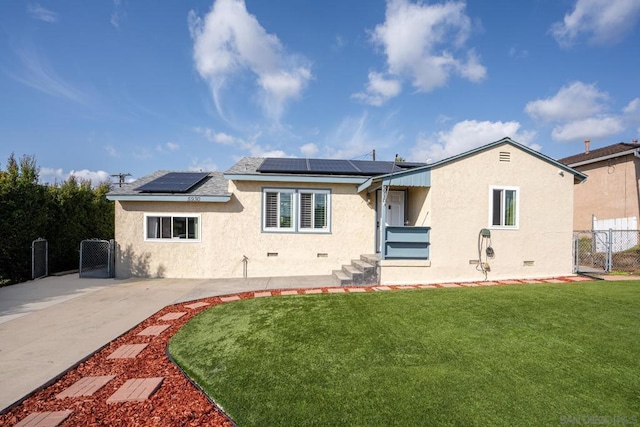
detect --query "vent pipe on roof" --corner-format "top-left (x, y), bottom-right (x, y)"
top-left (584, 139), bottom-right (590, 154)
top-left (633, 139), bottom-right (639, 144)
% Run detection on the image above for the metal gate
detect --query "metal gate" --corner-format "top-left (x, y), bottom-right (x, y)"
top-left (32, 238), bottom-right (48, 279)
top-left (573, 230), bottom-right (640, 274)
top-left (79, 239), bottom-right (115, 278)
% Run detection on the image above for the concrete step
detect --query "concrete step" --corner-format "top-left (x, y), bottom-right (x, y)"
top-left (332, 270), bottom-right (352, 286)
top-left (352, 259), bottom-right (375, 273)
top-left (360, 254), bottom-right (381, 264)
top-left (342, 265), bottom-right (364, 283)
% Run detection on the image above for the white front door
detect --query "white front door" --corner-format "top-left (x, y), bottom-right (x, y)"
top-left (385, 191), bottom-right (405, 226)
top-left (377, 190), bottom-right (405, 252)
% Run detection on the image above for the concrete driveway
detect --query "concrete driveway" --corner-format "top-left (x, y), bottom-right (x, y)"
top-left (0, 273), bottom-right (338, 412)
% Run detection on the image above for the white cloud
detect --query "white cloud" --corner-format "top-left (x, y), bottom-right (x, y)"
top-left (188, 157), bottom-right (218, 172)
top-left (156, 142), bottom-right (180, 153)
top-left (525, 81), bottom-right (638, 142)
top-left (188, 0), bottom-right (312, 121)
top-left (355, 0), bottom-right (486, 105)
top-left (194, 126), bottom-right (288, 157)
top-left (525, 81), bottom-right (609, 122)
top-left (410, 120), bottom-right (538, 162)
top-left (300, 143), bottom-right (319, 157)
top-left (551, 117), bottom-right (625, 141)
top-left (111, 0), bottom-right (126, 29)
top-left (550, 0), bottom-right (640, 47)
top-left (39, 167), bottom-right (111, 187)
top-left (105, 145), bottom-right (119, 157)
top-left (8, 46), bottom-right (86, 104)
top-left (623, 97), bottom-right (640, 114)
top-left (352, 71), bottom-right (402, 106)
top-left (27, 3), bottom-right (58, 23)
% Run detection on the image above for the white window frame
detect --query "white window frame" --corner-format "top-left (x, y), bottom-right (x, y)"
top-left (489, 186), bottom-right (519, 229)
top-left (263, 189), bottom-right (296, 232)
top-left (262, 188), bottom-right (331, 234)
top-left (144, 213), bottom-right (201, 242)
top-left (298, 189), bottom-right (330, 233)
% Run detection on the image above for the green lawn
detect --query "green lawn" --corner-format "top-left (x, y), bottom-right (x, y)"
top-left (168, 282), bottom-right (640, 426)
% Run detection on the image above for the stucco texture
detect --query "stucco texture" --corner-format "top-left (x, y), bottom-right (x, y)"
top-left (380, 143), bottom-right (576, 284)
top-left (114, 181), bottom-right (375, 279)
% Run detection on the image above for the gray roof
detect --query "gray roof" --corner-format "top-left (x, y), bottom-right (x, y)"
top-left (224, 157), bottom-right (265, 175)
top-left (108, 170), bottom-right (230, 197)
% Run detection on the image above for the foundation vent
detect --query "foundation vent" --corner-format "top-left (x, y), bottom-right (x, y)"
top-left (523, 260), bottom-right (535, 266)
top-left (499, 151), bottom-right (511, 162)
top-left (317, 253), bottom-right (328, 258)
top-left (267, 252), bottom-right (278, 257)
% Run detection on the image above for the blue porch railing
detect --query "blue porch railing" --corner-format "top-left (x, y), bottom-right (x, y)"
top-left (383, 226), bottom-right (430, 260)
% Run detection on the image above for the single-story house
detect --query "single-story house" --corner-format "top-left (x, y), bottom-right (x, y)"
top-left (559, 139), bottom-right (640, 231)
top-left (107, 137), bottom-right (587, 285)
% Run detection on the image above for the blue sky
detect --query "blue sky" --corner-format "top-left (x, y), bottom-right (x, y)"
top-left (1, 0), bottom-right (639, 185)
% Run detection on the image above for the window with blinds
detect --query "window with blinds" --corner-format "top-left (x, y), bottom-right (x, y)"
top-left (263, 188), bottom-right (330, 233)
top-left (145, 214), bottom-right (200, 241)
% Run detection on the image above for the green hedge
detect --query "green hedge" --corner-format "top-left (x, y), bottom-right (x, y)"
top-left (0, 154), bottom-right (114, 285)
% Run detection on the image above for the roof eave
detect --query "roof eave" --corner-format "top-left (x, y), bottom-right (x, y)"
top-left (107, 194), bottom-right (231, 203)
top-left (224, 173), bottom-right (368, 184)
top-left (565, 148), bottom-right (639, 168)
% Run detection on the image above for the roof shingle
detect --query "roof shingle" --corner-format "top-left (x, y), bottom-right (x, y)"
top-left (559, 142), bottom-right (640, 166)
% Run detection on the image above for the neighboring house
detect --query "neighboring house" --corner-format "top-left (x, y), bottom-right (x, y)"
top-left (559, 140), bottom-right (640, 231)
top-left (107, 137), bottom-right (586, 285)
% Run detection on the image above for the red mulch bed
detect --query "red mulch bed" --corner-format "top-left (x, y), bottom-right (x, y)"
top-left (0, 279), bottom-right (579, 426)
top-left (0, 291), bottom-right (264, 426)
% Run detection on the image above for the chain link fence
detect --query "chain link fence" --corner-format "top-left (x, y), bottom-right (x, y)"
top-left (31, 238), bottom-right (48, 280)
top-left (573, 230), bottom-right (640, 274)
top-left (79, 239), bottom-right (115, 278)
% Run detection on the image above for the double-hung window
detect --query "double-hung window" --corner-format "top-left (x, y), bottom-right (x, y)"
top-left (263, 188), bottom-right (330, 233)
top-left (264, 189), bottom-right (295, 231)
top-left (145, 214), bottom-right (200, 241)
top-left (299, 191), bottom-right (328, 231)
top-left (490, 186), bottom-right (519, 228)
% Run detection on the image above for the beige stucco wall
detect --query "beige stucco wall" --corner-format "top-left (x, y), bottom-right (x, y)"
top-left (114, 180), bottom-right (376, 279)
top-left (571, 154), bottom-right (640, 230)
top-left (380, 143), bottom-right (576, 284)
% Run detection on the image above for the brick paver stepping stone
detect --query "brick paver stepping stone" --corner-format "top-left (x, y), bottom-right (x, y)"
top-left (523, 279), bottom-right (544, 284)
top-left (374, 286), bottom-right (392, 291)
top-left (565, 276), bottom-right (593, 282)
top-left (500, 280), bottom-right (521, 285)
top-left (107, 344), bottom-right (149, 359)
top-left (417, 284), bottom-right (437, 288)
top-left (280, 290), bottom-right (298, 296)
top-left (304, 289), bottom-right (322, 294)
top-left (15, 410), bottom-right (73, 427)
top-left (220, 295), bottom-right (241, 302)
top-left (137, 324), bottom-right (170, 336)
top-left (254, 291), bottom-right (272, 297)
top-left (464, 283), bottom-right (480, 287)
top-left (107, 377), bottom-right (164, 403)
top-left (439, 283), bottom-right (460, 288)
top-left (158, 312), bottom-right (187, 321)
top-left (479, 281), bottom-right (498, 286)
top-left (327, 288), bottom-right (346, 293)
top-left (347, 288), bottom-right (366, 292)
top-left (56, 375), bottom-right (115, 399)
top-left (184, 302), bottom-right (209, 309)
top-left (543, 278), bottom-right (566, 283)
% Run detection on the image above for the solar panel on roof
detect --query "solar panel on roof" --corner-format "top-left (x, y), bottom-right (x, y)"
top-left (135, 172), bottom-right (209, 193)
top-left (350, 160), bottom-right (398, 174)
top-left (308, 159), bottom-right (358, 174)
top-left (257, 158), bottom-right (308, 173)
